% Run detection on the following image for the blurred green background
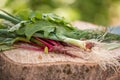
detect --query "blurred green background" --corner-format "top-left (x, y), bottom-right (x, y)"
top-left (0, 0), bottom-right (120, 26)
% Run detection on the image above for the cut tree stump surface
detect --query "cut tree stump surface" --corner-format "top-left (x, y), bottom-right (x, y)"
top-left (0, 48), bottom-right (120, 80)
top-left (0, 22), bottom-right (120, 80)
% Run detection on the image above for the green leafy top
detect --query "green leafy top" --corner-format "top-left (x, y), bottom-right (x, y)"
top-left (0, 10), bottom-right (120, 51)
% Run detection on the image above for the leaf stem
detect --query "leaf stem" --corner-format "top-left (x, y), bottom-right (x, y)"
top-left (0, 10), bottom-right (21, 24)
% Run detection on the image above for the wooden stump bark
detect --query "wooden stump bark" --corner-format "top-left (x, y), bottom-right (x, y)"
top-left (0, 48), bottom-right (120, 80)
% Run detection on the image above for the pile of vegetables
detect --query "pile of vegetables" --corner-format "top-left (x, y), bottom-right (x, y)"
top-left (0, 10), bottom-right (120, 70)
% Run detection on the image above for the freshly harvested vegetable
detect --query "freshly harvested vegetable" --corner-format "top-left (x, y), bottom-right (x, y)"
top-left (0, 10), bottom-right (95, 51)
top-left (0, 10), bottom-right (120, 50)
top-left (0, 10), bottom-right (120, 70)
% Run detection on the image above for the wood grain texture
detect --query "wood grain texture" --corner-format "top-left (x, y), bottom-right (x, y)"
top-left (2, 48), bottom-right (91, 63)
top-left (0, 48), bottom-right (120, 80)
top-left (0, 22), bottom-right (120, 80)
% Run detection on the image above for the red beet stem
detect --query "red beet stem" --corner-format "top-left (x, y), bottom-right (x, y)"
top-left (43, 39), bottom-right (61, 46)
top-left (34, 37), bottom-right (53, 48)
top-left (52, 46), bottom-right (80, 58)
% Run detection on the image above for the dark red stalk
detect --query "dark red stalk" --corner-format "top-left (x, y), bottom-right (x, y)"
top-left (44, 39), bottom-right (61, 46)
top-left (15, 37), bottom-right (80, 58)
top-left (52, 46), bottom-right (80, 58)
top-left (34, 37), bottom-right (53, 48)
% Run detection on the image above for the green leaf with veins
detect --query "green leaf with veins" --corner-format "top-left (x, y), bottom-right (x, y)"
top-left (0, 10), bottom-right (120, 51)
top-left (25, 20), bottom-right (56, 40)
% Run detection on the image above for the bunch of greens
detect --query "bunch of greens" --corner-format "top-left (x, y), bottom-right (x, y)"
top-left (1, 10), bottom-right (120, 71)
top-left (0, 10), bottom-right (120, 53)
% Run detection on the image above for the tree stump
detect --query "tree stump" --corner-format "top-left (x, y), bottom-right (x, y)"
top-left (0, 48), bottom-right (120, 80)
top-left (0, 22), bottom-right (120, 80)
